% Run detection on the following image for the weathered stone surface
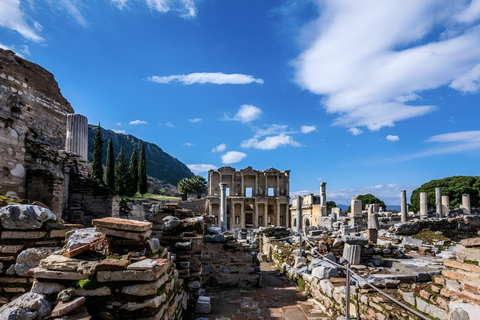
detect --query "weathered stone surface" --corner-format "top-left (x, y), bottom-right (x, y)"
top-left (51, 296), bottom-right (86, 317)
top-left (342, 236), bottom-right (368, 246)
top-left (0, 204), bottom-right (56, 229)
top-left (96, 259), bottom-right (130, 271)
top-left (121, 294), bottom-right (166, 311)
top-left (57, 288), bottom-right (74, 302)
top-left (147, 238), bottom-right (160, 253)
top-left (444, 259), bottom-right (480, 273)
top-left (122, 272), bottom-right (170, 296)
top-left (77, 261), bottom-right (98, 276)
top-left (31, 282), bottom-right (66, 294)
top-left (195, 296), bottom-right (211, 314)
top-left (92, 217), bottom-right (152, 232)
top-left (163, 216), bottom-right (181, 231)
top-left (66, 228), bottom-right (104, 251)
top-left (39, 255), bottom-right (81, 272)
top-left (15, 247), bottom-right (58, 276)
top-left (28, 268), bottom-right (88, 280)
top-left (175, 242), bottom-right (192, 250)
top-left (126, 259), bottom-right (158, 271)
top-left (312, 266), bottom-right (339, 279)
top-left (1, 231), bottom-right (47, 239)
top-left (97, 259), bottom-right (170, 282)
top-left (73, 287), bottom-right (111, 297)
top-left (0, 245), bottom-right (24, 253)
top-left (460, 237), bottom-right (480, 247)
top-left (0, 292), bottom-right (51, 320)
top-left (94, 226), bottom-right (152, 241)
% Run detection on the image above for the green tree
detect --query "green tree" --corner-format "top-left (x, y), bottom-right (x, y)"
top-left (326, 201), bottom-right (337, 211)
top-left (138, 145), bottom-right (148, 197)
top-left (115, 147), bottom-right (129, 197)
top-left (347, 194), bottom-right (386, 212)
top-left (105, 138), bottom-right (115, 190)
top-left (177, 177), bottom-right (193, 200)
top-left (190, 175), bottom-right (208, 199)
top-left (92, 123), bottom-right (104, 182)
top-left (127, 147), bottom-right (139, 197)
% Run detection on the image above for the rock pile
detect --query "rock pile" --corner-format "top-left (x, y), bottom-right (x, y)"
top-left (145, 203), bottom-right (195, 238)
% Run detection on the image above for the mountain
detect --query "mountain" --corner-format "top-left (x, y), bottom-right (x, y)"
top-left (87, 125), bottom-right (194, 186)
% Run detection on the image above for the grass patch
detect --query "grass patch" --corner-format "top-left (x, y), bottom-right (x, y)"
top-left (130, 192), bottom-right (181, 201)
top-left (413, 230), bottom-right (449, 244)
top-left (464, 259), bottom-right (479, 266)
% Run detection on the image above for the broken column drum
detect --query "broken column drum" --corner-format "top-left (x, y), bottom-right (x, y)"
top-left (435, 187), bottom-right (443, 217)
top-left (296, 195), bottom-right (303, 234)
top-left (343, 244), bottom-right (361, 265)
top-left (442, 195), bottom-right (449, 216)
top-left (65, 114), bottom-right (88, 160)
top-left (220, 182), bottom-right (228, 232)
top-left (462, 194), bottom-right (471, 214)
top-left (401, 190), bottom-right (408, 223)
top-left (320, 182), bottom-right (327, 216)
top-left (420, 192), bottom-right (428, 216)
top-left (368, 212), bottom-right (379, 230)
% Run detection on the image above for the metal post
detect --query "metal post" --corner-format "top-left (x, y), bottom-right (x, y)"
top-left (345, 262), bottom-right (351, 319)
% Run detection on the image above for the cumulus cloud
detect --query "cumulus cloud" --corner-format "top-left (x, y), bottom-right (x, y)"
top-left (301, 125), bottom-right (316, 134)
top-left (147, 72), bottom-right (264, 85)
top-left (0, 0), bottom-right (43, 42)
top-left (294, 1), bottom-right (480, 131)
top-left (386, 135), bottom-right (400, 142)
top-left (221, 151), bottom-right (247, 164)
top-left (223, 105), bottom-right (263, 123)
top-left (183, 142), bottom-right (195, 147)
top-left (189, 118), bottom-right (202, 123)
top-left (130, 120), bottom-right (148, 125)
top-left (187, 164), bottom-right (217, 174)
top-left (111, 129), bottom-right (126, 134)
top-left (212, 143), bottom-right (226, 153)
top-left (240, 124), bottom-right (302, 150)
top-left (348, 127), bottom-right (363, 136)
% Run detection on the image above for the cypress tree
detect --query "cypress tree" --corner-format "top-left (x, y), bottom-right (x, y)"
top-left (92, 123), bottom-right (104, 182)
top-left (128, 147), bottom-right (139, 197)
top-left (138, 145), bottom-right (147, 197)
top-left (115, 147), bottom-right (129, 198)
top-left (105, 138), bottom-right (115, 190)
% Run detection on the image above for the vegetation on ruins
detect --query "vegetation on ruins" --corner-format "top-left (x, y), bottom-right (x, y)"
top-left (347, 193), bottom-right (386, 212)
top-left (128, 148), bottom-right (139, 197)
top-left (190, 175), bottom-right (208, 199)
top-left (326, 201), bottom-right (337, 211)
top-left (105, 138), bottom-right (115, 190)
top-left (177, 177), bottom-right (193, 200)
top-left (114, 147), bottom-right (129, 198)
top-left (410, 176), bottom-right (480, 210)
top-left (92, 124), bottom-right (104, 182)
top-left (139, 145), bottom-right (148, 197)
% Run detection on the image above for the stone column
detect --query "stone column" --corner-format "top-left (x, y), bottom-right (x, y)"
top-left (255, 174), bottom-right (258, 197)
top-left (231, 175), bottom-right (234, 196)
top-left (241, 173), bottom-right (244, 196)
top-left (342, 244), bottom-right (361, 265)
top-left (462, 194), bottom-right (471, 214)
top-left (231, 202), bottom-right (236, 228)
top-left (276, 202), bottom-right (281, 226)
top-left (254, 203), bottom-right (259, 228)
top-left (442, 195), bottom-right (449, 216)
top-left (296, 195), bottom-right (303, 234)
top-left (401, 190), bottom-right (408, 223)
top-left (435, 187), bottom-right (442, 217)
top-left (331, 208), bottom-right (340, 222)
top-left (320, 182), bottom-right (327, 216)
top-left (208, 202), bottom-right (213, 216)
top-left (208, 171), bottom-right (212, 195)
top-left (65, 114), bottom-right (88, 160)
top-left (240, 202), bottom-right (245, 229)
top-left (276, 175), bottom-right (280, 196)
top-left (220, 182), bottom-right (228, 232)
top-left (264, 204), bottom-right (268, 227)
top-left (420, 192), bottom-right (428, 216)
top-left (368, 213), bottom-right (379, 230)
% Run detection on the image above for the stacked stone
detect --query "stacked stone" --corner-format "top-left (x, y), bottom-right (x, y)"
top-left (0, 204), bottom-right (72, 305)
top-left (28, 217), bottom-right (187, 319)
top-left (257, 226), bottom-right (291, 239)
top-left (160, 216), bottom-right (204, 303)
top-left (145, 203), bottom-right (195, 238)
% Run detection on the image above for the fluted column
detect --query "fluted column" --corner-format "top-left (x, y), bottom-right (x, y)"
top-left (65, 114), bottom-right (88, 160)
top-left (462, 194), bottom-right (471, 214)
top-left (240, 202), bottom-right (245, 228)
top-left (435, 187), bottom-right (443, 217)
top-left (420, 192), bottom-right (428, 216)
top-left (296, 195), bottom-right (303, 234)
top-left (442, 195), bottom-right (449, 216)
top-left (264, 204), bottom-right (268, 227)
top-left (254, 202), bottom-right (259, 228)
top-left (401, 190), bottom-right (408, 222)
top-left (220, 182), bottom-right (228, 232)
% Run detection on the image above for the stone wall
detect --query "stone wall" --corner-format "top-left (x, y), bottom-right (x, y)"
top-left (176, 199), bottom-right (206, 215)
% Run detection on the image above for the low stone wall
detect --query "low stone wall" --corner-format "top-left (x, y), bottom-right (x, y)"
top-left (177, 199), bottom-right (206, 215)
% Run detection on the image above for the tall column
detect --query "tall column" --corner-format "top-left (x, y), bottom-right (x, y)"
top-left (255, 174), bottom-right (258, 197)
top-left (265, 175), bottom-right (268, 196)
top-left (220, 182), bottom-right (228, 232)
top-left (462, 194), bottom-right (471, 214)
top-left (276, 175), bottom-right (280, 196)
top-left (232, 202), bottom-right (236, 227)
top-left (442, 195), bottom-right (449, 216)
top-left (65, 114), bottom-right (88, 160)
top-left (240, 202), bottom-right (245, 228)
top-left (420, 192), bottom-right (428, 216)
top-left (276, 202), bottom-right (281, 226)
top-left (254, 203), bottom-right (259, 228)
top-left (401, 190), bottom-right (408, 222)
top-left (320, 182), bottom-right (327, 216)
top-left (264, 204), bottom-right (268, 227)
top-left (296, 195), bottom-right (303, 234)
top-left (231, 174), bottom-right (234, 196)
top-left (241, 173), bottom-right (244, 196)
top-left (208, 202), bottom-right (213, 216)
top-left (435, 187), bottom-right (443, 217)
top-left (285, 173), bottom-right (290, 196)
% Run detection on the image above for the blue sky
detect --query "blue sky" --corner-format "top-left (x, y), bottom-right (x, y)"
top-left (1, 0), bottom-right (480, 205)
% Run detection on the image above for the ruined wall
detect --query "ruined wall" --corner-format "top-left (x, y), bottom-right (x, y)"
top-left (176, 199), bottom-right (206, 214)
top-left (0, 49), bottom-right (74, 199)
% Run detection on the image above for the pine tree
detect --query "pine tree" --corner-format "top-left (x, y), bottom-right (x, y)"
top-left (105, 138), bottom-right (115, 190)
top-left (138, 145), bottom-right (147, 197)
top-left (92, 123), bottom-right (104, 182)
top-left (115, 147), bottom-right (129, 197)
top-left (127, 147), bottom-right (139, 197)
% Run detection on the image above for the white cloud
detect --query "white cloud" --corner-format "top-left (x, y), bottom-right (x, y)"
top-left (183, 142), bottom-right (195, 147)
top-left (187, 164), bottom-right (217, 174)
top-left (425, 131), bottom-right (480, 143)
top-left (301, 125), bottom-right (316, 134)
top-left (111, 0), bottom-right (197, 18)
top-left (111, 129), bottom-right (126, 134)
top-left (241, 133), bottom-right (301, 150)
top-left (221, 151), bottom-right (247, 164)
top-left (348, 127), bottom-right (363, 136)
top-left (0, 0), bottom-right (43, 42)
top-left (116, 122), bottom-right (124, 126)
top-left (211, 143), bottom-right (226, 153)
top-left (386, 135), bottom-right (400, 142)
top-left (111, 0), bottom-right (128, 9)
top-left (56, 0), bottom-right (87, 27)
top-left (189, 118), bottom-right (203, 123)
top-left (294, 1), bottom-right (480, 131)
top-left (0, 43), bottom-right (26, 58)
top-left (130, 120), bottom-right (148, 125)
top-left (147, 72), bottom-right (264, 85)
top-left (223, 105), bottom-right (263, 123)
top-left (165, 122), bottom-right (175, 127)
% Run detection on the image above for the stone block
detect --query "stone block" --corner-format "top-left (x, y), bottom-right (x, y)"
top-left (28, 268), bottom-right (88, 280)
top-left (444, 259), bottom-right (480, 273)
top-left (51, 296), bottom-right (86, 317)
top-left (126, 259), bottom-right (158, 271)
top-left (31, 282), bottom-right (66, 294)
top-left (460, 238), bottom-right (480, 247)
top-left (39, 255), bottom-right (81, 272)
top-left (0, 245), bottom-right (24, 253)
top-left (92, 217), bottom-right (152, 232)
top-left (96, 259), bottom-right (130, 271)
top-left (94, 226), bottom-right (151, 241)
top-left (0, 204), bottom-right (56, 229)
top-left (122, 272), bottom-right (170, 296)
top-left (195, 296), bottom-right (211, 314)
top-left (1, 231), bottom-right (46, 239)
top-left (442, 269), bottom-right (465, 281)
top-left (97, 259), bottom-right (170, 282)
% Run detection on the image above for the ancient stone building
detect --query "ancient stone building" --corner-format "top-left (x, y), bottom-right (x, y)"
top-left (290, 194), bottom-right (322, 227)
top-left (206, 166), bottom-right (290, 229)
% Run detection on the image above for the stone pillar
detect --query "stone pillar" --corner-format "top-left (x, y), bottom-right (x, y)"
top-left (276, 202), bottom-right (281, 226)
top-left (368, 213), bottom-right (379, 230)
top-left (220, 182), bottom-right (227, 232)
top-left (241, 173), bottom-right (244, 197)
top-left (232, 202), bottom-right (236, 227)
top-left (420, 192), bottom-right (428, 216)
top-left (254, 203), bottom-right (259, 228)
top-left (208, 202), bottom-right (213, 216)
top-left (401, 190), bottom-right (408, 223)
top-left (435, 187), bottom-right (442, 217)
top-left (276, 175), bottom-right (280, 196)
top-left (255, 174), bottom-right (258, 197)
top-left (320, 182), bottom-right (327, 216)
top-left (350, 196), bottom-right (361, 226)
top-left (442, 195), bottom-right (449, 216)
top-left (342, 244), bottom-right (361, 265)
top-left (462, 194), bottom-right (471, 214)
top-left (367, 229), bottom-right (378, 245)
top-left (240, 202), bottom-right (245, 228)
top-left (264, 204), bottom-right (268, 227)
top-left (331, 208), bottom-right (340, 222)
top-left (65, 114), bottom-right (88, 160)
top-left (296, 195), bottom-right (303, 234)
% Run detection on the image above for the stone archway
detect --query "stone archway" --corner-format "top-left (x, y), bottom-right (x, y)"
top-left (305, 218), bottom-right (310, 227)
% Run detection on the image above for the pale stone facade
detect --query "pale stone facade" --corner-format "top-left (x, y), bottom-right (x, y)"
top-left (290, 194), bottom-right (322, 228)
top-left (206, 166), bottom-right (290, 229)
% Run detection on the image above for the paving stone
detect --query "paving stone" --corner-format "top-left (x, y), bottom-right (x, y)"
top-left (51, 296), bottom-right (86, 317)
top-left (95, 259), bottom-right (130, 271)
top-left (92, 217), bottom-right (152, 232)
top-left (126, 258), bottom-right (158, 270)
top-left (39, 255), bottom-right (81, 272)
